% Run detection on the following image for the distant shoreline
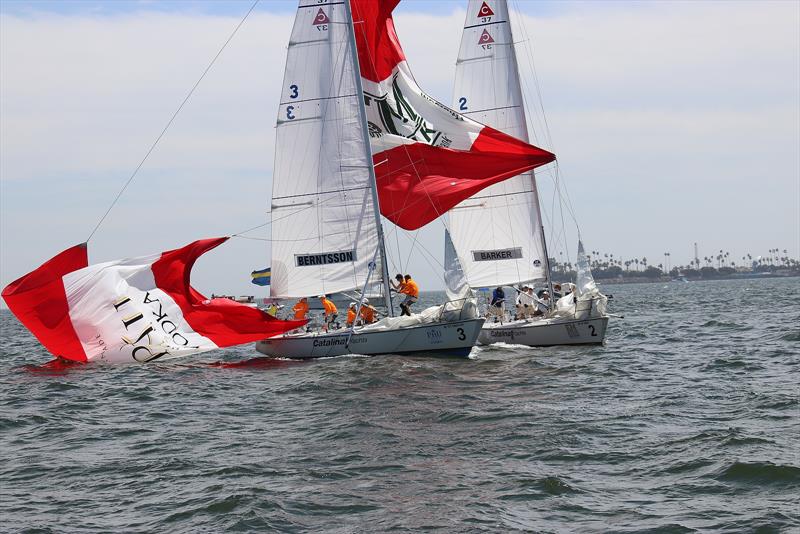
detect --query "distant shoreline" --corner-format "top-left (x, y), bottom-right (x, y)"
top-left (588, 273), bottom-right (800, 285)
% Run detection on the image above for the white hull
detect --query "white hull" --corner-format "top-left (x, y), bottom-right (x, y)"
top-left (478, 316), bottom-right (609, 346)
top-left (256, 318), bottom-right (485, 359)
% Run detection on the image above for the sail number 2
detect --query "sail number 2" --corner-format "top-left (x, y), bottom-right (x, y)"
top-left (458, 97), bottom-right (468, 111)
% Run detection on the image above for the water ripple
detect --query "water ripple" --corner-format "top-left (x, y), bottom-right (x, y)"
top-left (0, 278), bottom-right (798, 532)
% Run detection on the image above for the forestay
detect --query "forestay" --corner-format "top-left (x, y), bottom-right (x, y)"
top-left (270, 0), bottom-right (383, 299)
top-left (448, 0), bottom-right (548, 289)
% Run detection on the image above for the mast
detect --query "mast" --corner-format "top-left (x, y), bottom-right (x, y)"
top-left (504, 3), bottom-right (555, 297)
top-left (344, 0), bottom-right (394, 317)
top-left (530, 173), bottom-right (554, 296)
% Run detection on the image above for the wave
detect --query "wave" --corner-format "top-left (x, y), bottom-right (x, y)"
top-left (714, 461), bottom-right (800, 486)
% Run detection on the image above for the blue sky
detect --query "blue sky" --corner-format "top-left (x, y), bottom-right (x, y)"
top-left (1, 0), bottom-right (798, 300)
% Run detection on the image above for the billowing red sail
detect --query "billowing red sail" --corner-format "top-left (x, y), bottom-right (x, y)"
top-left (351, 0), bottom-right (555, 230)
top-left (2, 238), bottom-right (306, 363)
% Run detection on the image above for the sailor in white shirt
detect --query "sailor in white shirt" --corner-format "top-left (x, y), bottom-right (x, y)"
top-left (534, 291), bottom-right (551, 316)
top-left (516, 286), bottom-right (536, 319)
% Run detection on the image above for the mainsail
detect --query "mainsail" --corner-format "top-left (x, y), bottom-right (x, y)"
top-left (448, 0), bottom-right (550, 288)
top-left (269, 1), bottom-right (385, 299)
top-left (351, 0), bottom-right (555, 230)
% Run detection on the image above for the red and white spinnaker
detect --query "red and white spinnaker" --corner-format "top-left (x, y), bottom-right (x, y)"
top-left (2, 238), bottom-right (306, 363)
top-left (351, 0), bottom-right (555, 230)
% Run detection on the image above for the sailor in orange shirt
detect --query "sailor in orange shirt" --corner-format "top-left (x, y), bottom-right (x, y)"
top-left (346, 302), bottom-right (357, 327)
top-left (359, 298), bottom-right (377, 324)
top-left (398, 274), bottom-right (419, 316)
top-left (390, 273), bottom-right (405, 293)
top-left (319, 295), bottom-right (338, 331)
top-left (292, 297), bottom-right (309, 321)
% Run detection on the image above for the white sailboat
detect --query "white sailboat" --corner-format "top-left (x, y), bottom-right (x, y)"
top-left (256, 0), bottom-right (491, 359)
top-left (448, 0), bottom-right (609, 346)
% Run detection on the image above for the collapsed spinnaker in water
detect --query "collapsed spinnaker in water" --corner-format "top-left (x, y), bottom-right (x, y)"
top-left (2, 238), bottom-right (306, 363)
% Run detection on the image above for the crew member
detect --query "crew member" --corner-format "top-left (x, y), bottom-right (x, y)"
top-left (292, 297), bottom-right (309, 321)
top-left (319, 295), bottom-right (338, 331)
top-left (391, 273), bottom-right (405, 293)
top-left (533, 291), bottom-right (550, 316)
top-left (489, 286), bottom-right (505, 322)
top-left (552, 283), bottom-right (563, 300)
top-left (516, 286), bottom-right (535, 319)
top-left (398, 274), bottom-right (419, 316)
top-left (359, 298), bottom-right (377, 324)
top-left (346, 302), bottom-right (357, 327)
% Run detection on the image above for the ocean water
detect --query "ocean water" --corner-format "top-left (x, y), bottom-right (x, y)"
top-left (1, 277), bottom-right (798, 533)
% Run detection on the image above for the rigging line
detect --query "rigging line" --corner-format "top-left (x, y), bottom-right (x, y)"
top-left (509, 3), bottom-right (574, 263)
top-left (85, 0), bottom-right (260, 243)
top-left (404, 229), bottom-right (420, 275)
top-left (391, 217), bottom-right (402, 275)
top-left (329, 34), bottom-right (363, 288)
top-left (511, 2), bottom-right (581, 235)
top-left (232, 203), bottom-right (315, 237)
top-left (398, 225), bottom-right (444, 273)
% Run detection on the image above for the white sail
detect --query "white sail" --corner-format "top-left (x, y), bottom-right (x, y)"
top-left (444, 229), bottom-right (470, 302)
top-left (448, 0), bottom-right (548, 288)
top-left (269, 1), bottom-right (383, 298)
top-left (575, 240), bottom-right (598, 297)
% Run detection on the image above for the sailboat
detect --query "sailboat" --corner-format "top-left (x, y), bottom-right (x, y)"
top-left (448, 0), bottom-right (609, 346)
top-left (255, 0), bottom-right (555, 359)
top-left (1, 0), bottom-right (558, 363)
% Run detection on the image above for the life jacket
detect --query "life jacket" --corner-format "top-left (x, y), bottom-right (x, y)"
top-left (292, 300), bottom-right (308, 320)
top-left (360, 306), bottom-right (375, 323)
top-left (322, 298), bottom-right (337, 315)
top-left (346, 308), bottom-right (356, 326)
top-left (401, 279), bottom-right (419, 298)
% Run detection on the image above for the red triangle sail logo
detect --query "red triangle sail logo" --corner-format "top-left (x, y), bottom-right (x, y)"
top-left (478, 29), bottom-right (494, 44)
top-left (312, 8), bottom-right (330, 25)
top-left (477, 1), bottom-right (494, 17)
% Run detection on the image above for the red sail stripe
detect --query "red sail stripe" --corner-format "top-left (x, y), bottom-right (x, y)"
top-left (149, 237), bottom-right (307, 347)
top-left (1, 244), bottom-right (89, 362)
top-left (375, 127), bottom-right (555, 230)
top-left (351, 0), bottom-right (405, 83)
top-left (351, 0), bottom-right (557, 231)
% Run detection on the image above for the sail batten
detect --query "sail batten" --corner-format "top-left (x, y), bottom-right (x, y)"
top-left (449, 0), bottom-right (549, 289)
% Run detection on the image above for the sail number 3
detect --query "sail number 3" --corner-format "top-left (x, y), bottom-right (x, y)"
top-left (286, 84), bottom-right (299, 119)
